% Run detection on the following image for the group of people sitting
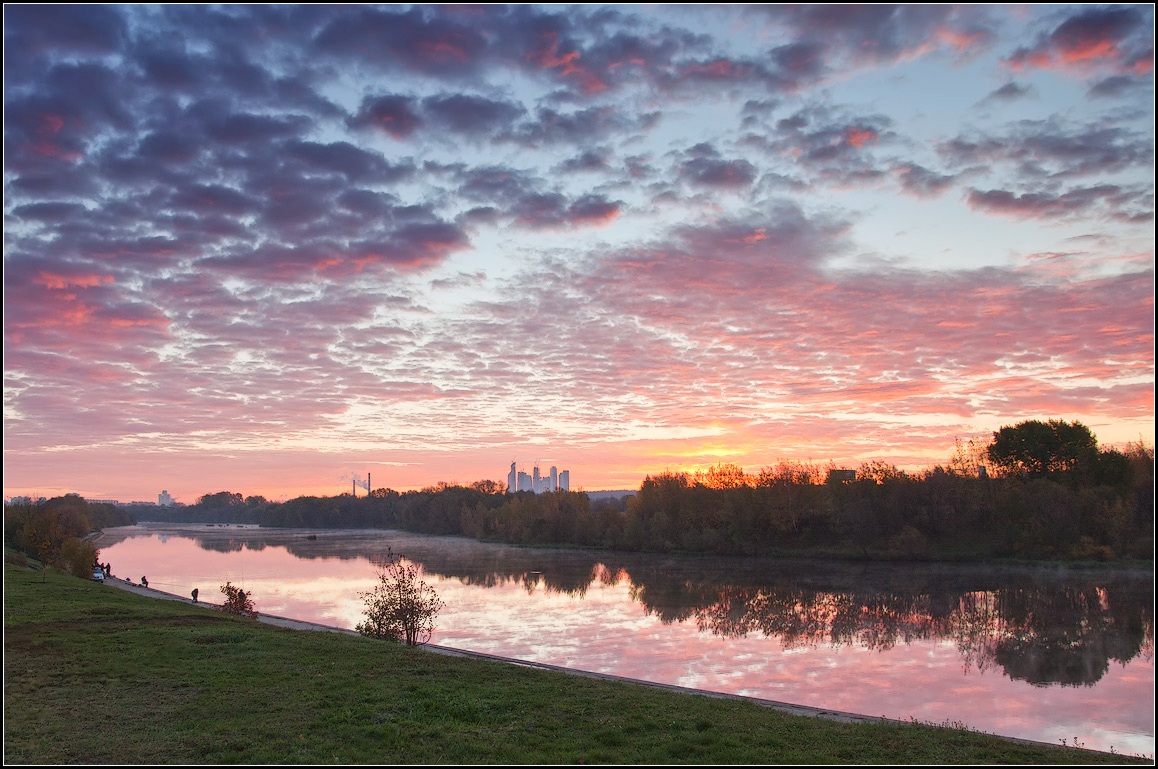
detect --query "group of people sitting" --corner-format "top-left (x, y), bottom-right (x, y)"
top-left (96, 567), bottom-right (204, 604)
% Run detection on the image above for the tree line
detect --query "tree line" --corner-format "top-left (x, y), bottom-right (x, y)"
top-left (4, 493), bottom-right (134, 576)
top-left (75, 420), bottom-right (1158, 561)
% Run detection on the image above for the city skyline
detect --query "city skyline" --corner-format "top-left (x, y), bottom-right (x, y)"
top-left (3, 5), bottom-right (1154, 504)
top-left (507, 462), bottom-right (571, 495)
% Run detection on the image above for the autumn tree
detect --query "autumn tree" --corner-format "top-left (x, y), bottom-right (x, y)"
top-left (220, 582), bottom-right (258, 617)
top-left (60, 538), bottom-right (99, 578)
top-left (698, 463), bottom-right (751, 489)
top-left (987, 419), bottom-right (1098, 478)
top-left (469, 479), bottom-right (506, 495)
top-left (356, 548), bottom-right (443, 646)
top-left (947, 436), bottom-right (990, 477)
top-left (198, 491), bottom-right (244, 508)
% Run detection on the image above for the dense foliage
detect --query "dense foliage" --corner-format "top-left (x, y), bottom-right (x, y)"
top-left (182, 436), bottom-right (1152, 561)
top-left (366, 430), bottom-right (1140, 560)
top-left (121, 491), bottom-right (271, 524)
top-left (11, 423), bottom-right (1152, 563)
top-left (3, 494), bottom-right (133, 573)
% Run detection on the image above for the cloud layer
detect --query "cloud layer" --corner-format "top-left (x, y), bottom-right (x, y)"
top-left (3, 5), bottom-right (1153, 501)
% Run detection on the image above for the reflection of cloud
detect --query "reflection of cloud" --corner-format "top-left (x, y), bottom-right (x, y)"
top-left (96, 526), bottom-right (1155, 753)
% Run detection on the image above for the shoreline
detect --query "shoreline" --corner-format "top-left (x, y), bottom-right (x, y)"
top-left (101, 575), bottom-right (1080, 754)
top-left (99, 522), bottom-right (1157, 571)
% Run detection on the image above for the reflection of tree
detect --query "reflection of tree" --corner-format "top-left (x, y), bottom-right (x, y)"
top-left (629, 568), bottom-right (717, 625)
top-left (686, 575), bottom-right (1151, 687)
top-left (947, 591), bottom-right (1003, 676)
top-left (196, 537), bottom-right (248, 554)
top-left (993, 636), bottom-right (1109, 687)
top-left (695, 589), bottom-right (841, 649)
top-left (695, 588), bottom-right (942, 652)
top-left (985, 585), bottom-right (1153, 687)
top-left (111, 526), bottom-right (1152, 686)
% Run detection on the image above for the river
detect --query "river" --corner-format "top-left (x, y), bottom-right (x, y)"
top-left (95, 523), bottom-right (1154, 757)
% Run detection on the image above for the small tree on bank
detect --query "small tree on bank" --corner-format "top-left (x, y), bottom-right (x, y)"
top-left (220, 581), bottom-right (258, 618)
top-left (356, 548), bottom-right (443, 646)
top-left (60, 538), bottom-right (99, 579)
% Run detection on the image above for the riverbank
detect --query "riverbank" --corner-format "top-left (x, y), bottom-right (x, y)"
top-left (6, 561), bottom-right (1143, 764)
top-left (89, 521), bottom-right (1156, 755)
top-left (100, 574), bottom-right (909, 729)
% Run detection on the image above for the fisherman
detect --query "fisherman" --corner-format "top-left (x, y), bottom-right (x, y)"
top-left (141, 576), bottom-right (149, 588)
top-left (191, 588), bottom-right (199, 603)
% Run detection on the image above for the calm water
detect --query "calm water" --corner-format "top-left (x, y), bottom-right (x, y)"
top-left (96, 524), bottom-right (1154, 756)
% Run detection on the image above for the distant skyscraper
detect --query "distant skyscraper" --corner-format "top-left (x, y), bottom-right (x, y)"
top-left (158, 490), bottom-right (173, 506)
top-left (506, 462), bottom-right (571, 494)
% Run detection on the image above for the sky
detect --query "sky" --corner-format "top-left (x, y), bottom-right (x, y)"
top-left (3, 4), bottom-right (1154, 504)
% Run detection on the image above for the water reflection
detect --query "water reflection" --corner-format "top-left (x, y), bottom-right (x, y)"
top-left (100, 525), bottom-right (1154, 688)
top-left (96, 525), bottom-right (1154, 754)
top-left (688, 582), bottom-right (1153, 690)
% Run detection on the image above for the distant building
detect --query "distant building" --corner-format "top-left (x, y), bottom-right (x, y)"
top-left (827, 469), bottom-right (857, 483)
top-left (508, 462), bottom-right (571, 494)
top-left (158, 490), bottom-right (174, 506)
top-left (8, 496), bottom-right (48, 506)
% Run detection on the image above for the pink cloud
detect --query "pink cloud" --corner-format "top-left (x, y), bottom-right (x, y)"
top-left (33, 271), bottom-right (113, 290)
top-left (934, 25), bottom-right (993, 55)
top-left (844, 127), bottom-right (878, 148)
top-left (525, 31), bottom-right (608, 94)
top-left (1004, 7), bottom-right (1151, 76)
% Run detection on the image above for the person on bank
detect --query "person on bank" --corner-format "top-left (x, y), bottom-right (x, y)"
top-left (141, 576), bottom-right (148, 588)
top-left (191, 588), bottom-right (199, 603)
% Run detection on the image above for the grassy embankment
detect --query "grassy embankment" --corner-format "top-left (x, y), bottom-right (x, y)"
top-left (4, 557), bottom-right (1146, 764)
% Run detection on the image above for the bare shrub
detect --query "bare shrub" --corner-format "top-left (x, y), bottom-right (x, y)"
top-left (356, 548), bottom-right (443, 646)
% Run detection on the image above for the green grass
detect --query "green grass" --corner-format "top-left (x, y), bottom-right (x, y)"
top-left (4, 560), bottom-right (1148, 764)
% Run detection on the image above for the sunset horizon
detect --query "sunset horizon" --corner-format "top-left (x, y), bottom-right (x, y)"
top-left (4, 5), bottom-right (1154, 506)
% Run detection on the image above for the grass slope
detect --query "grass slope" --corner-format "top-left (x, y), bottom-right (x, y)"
top-left (3, 561), bottom-right (1144, 764)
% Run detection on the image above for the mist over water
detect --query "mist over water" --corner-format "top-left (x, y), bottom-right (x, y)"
top-left (98, 524), bottom-right (1154, 756)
